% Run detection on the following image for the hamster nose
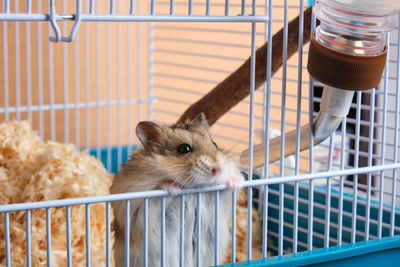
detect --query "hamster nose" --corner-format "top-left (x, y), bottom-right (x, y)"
top-left (211, 167), bottom-right (221, 176)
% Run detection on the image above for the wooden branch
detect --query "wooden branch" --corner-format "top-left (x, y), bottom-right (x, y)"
top-left (177, 7), bottom-right (313, 126)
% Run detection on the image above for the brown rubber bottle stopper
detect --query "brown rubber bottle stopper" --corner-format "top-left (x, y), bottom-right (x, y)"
top-left (307, 33), bottom-right (387, 91)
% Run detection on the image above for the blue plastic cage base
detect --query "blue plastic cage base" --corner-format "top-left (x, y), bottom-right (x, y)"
top-left (87, 145), bottom-right (133, 174)
top-left (218, 235), bottom-right (400, 266)
top-left (264, 182), bottom-right (400, 255)
top-left (91, 146), bottom-right (400, 266)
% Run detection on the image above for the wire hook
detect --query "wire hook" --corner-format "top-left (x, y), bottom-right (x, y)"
top-left (49, 0), bottom-right (82, 43)
top-left (48, 0), bottom-right (61, 42)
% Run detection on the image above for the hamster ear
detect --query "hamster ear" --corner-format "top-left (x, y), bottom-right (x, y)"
top-left (136, 121), bottom-right (162, 150)
top-left (192, 113), bottom-right (209, 130)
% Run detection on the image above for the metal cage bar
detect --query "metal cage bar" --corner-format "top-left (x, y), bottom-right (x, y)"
top-left (85, 204), bottom-right (91, 267)
top-left (391, 18), bottom-right (400, 236)
top-left (231, 190), bottom-right (237, 263)
top-left (66, 206), bottom-right (72, 267)
top-left (125, 200), bottom-right (131, 267)
top-left (378, 33), bottom-right (390, 238)
top-left (179, 195), bottom-right (184, 267)
top-left (366, 88), bottom-right (376, 240)
top-left (293, 0), bottom-right (305, 253)
top-left (46, 208), bottom-right (51, 266)
top-left (278, 0), bottom-right (289, 256)
top-left (106, 202), bottom-right (111, 267)
top-left (26, 210), bottom-right (31, 267)
top-left (196, 193), bottom-right (202, 267)
top-left (214, 191), bottom-right (220, 264)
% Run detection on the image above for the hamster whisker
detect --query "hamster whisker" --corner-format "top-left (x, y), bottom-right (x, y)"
top-left (193, 167), bottom-right (209, 179)
top-left (181, 173), bottom-right (197, 188)
top-left (190, 170), bottom-right (210, 185)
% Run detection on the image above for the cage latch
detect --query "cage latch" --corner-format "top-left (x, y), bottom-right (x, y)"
top-left (49, 0), bottom-right (82, 43)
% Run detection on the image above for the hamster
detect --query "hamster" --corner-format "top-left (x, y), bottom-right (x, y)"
top-left (110, 113), bottom-right (244, 267)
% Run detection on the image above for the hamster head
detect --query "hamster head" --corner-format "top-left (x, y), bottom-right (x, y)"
top-left (136, 113), bottom-right (243, 191)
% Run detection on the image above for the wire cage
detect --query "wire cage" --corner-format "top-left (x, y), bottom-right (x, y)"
top-left (0, 0), bottom-right (400, 266)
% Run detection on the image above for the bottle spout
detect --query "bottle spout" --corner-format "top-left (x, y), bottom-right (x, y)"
top-left (239, 86), bottom-right (354, 169)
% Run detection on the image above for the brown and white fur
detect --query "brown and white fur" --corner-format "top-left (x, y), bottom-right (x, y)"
top-left (110, 113), bottom-right (244, 267)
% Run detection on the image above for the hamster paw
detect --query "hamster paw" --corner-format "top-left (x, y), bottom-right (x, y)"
top-left (161, 181), bottom-right (182, 195)
top-left (226, 175), bottom-right (244, 191)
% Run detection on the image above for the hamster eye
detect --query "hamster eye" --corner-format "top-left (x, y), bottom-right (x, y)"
top-left (177, 143), bottom-right (193, 154)
top-left (212, 141), bottom-right (218, 149)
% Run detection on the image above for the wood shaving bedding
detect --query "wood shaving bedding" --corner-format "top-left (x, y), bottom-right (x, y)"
top-left (0, 121), bottom-right (113, 266)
